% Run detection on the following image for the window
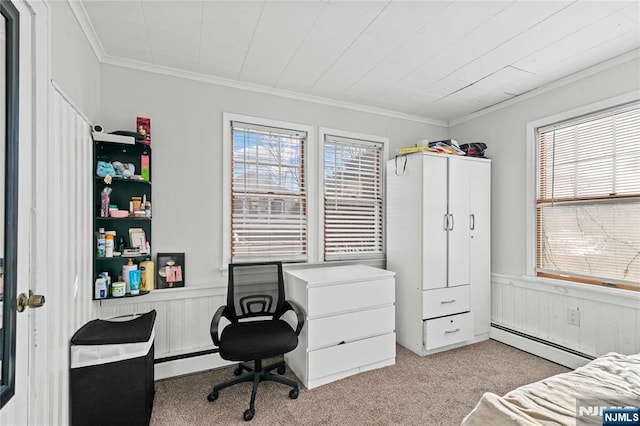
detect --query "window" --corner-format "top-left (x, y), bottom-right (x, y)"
top-left (536, 101), bottom-right (640, 289)
top-left (322, 132), bottom-right (385, 261)
top-left (229, 121), bottom-right (307, 262)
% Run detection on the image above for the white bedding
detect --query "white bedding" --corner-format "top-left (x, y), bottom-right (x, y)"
top-left (462, 352), bottom-right (640, 426)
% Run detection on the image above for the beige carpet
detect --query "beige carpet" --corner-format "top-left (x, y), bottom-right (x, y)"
top-left (150, 339), bottom-right (570, 425)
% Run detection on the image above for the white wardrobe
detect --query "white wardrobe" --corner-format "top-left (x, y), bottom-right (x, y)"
top-left (386, 152), bottom-right (491, 356)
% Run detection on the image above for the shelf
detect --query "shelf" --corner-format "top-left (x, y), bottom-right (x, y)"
top-left (95, 176), bottom-right (151, 185)
top-left (95, 255), bottom-right (151, 261)
top-left (98, 290), bottom-right (150, 301)
top-left (96, 217), bottom-right (151, 221)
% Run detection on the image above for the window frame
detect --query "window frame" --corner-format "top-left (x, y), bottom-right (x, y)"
top-left (525, 91), bottom-right (640, 289)
top-left (222, 113), bottom-right (316, 266)
top-left (318, 127), bottom-right (389, 262)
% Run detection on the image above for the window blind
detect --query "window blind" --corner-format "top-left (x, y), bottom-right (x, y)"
top-left (231, 121), bottom-right (307, 262)
top-left (324, 135), bottom-right (384, 261)
top-left (536, 102), bottom-right (640, 286)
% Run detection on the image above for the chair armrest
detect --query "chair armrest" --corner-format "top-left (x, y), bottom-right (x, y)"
top-left (282, 300), bottom-right (305, 335)
top-left (210, 305), bottom-right (229, 347)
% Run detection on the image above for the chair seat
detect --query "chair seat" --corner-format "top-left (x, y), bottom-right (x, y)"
top-left (219, 319), bottom-right (298, 361)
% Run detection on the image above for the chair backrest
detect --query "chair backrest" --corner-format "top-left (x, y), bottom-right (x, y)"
top-left (227, 262), bottom-right (286, 321)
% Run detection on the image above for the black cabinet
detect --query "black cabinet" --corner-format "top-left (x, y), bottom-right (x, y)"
top-left (93, 139), bottom-right (152, 300)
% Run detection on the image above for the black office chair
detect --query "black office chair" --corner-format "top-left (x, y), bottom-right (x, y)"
top-left (208, 262), bottom-right (304, 421)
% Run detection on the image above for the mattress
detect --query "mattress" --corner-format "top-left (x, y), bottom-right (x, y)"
top-left (462, 352), bottom-right (640, 426)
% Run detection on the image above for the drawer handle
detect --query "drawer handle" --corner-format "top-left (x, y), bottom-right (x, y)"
top-left (440, 299), bottom-right (456, 304)
top-left (445, 328), bottom-right (460, 334)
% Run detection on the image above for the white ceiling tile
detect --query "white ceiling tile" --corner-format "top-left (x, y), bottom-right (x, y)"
top-left (501, 74), bottom-right (547, 96)
top-left (80, 0), bottom-right (640, 121)
top-left (413, 1), bottom-right (570, 86)
top-left (239, 1), bottom-right (327, 86)
top-left (422, 78), bottom-right (470, 98)
top-left (275, 1), bottom-right (388, 92)
top-left (448, 1), bottom-right (619, 85)
top-left (534, 30), bottom-right (640, 82)
top-left (148, 27), bottom-right (200, 61)
top-left (200, 2), bottom-right (263, 49)
top-left (514, 12), bottom-right (639, 74)
top-left (83, 1), bottom-right (144, 25)
top-left (141, 1), bottom-right (203, 38)
top-left (620, 2), bottom-right (640, 23)
top-left (402, 1), bottom-right (514, 87)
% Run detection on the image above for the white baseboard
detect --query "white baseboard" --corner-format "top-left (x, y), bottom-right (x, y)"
top-left (490, 326), bottom-right (592, 369)
top-left (155, 352), bottom-right (234, 380)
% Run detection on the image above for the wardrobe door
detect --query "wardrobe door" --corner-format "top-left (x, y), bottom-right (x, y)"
top-left (469, 160), bottom-right (491, 334)
top-left (447, 157), bottom-right (470, 288)
top-left (421, 155), bottom-right (448, 290)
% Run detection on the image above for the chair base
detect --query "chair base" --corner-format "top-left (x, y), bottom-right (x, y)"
top-left (208, 358), bottom-right (299, 421)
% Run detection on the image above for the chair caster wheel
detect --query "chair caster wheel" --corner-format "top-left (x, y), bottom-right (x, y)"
top-left (243, 409), bottom-right (254, 421)
top-left (207, 390), bottom-right (218, 402)
top-left (289, 388), bottom-right (299, 399)
top-left (233, 367), bottom-right (243, 376)
top-left (277, 365), bottom-right (286, 375)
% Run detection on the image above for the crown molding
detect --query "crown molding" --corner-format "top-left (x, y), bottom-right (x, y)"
top-left (448, 48), bottom-right (640, 127)
top-left (67, 0), bottom-right (105, 62)
top-left (99, 55), bottom-right (447, 127)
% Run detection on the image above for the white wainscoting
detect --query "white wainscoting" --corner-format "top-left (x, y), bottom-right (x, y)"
top-left (98, 285), bottom-right (234, 379)
top-left (490, 274), bottom-right (640, 368)
top-left (45, 86), bottom-right (97, 425)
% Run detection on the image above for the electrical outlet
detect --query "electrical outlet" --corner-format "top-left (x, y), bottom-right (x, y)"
top-left (567, 308), bottom-right (580, 326)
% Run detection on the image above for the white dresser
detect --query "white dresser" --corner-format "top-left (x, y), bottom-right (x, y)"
top-left (284, 265), bottom-right (396, 389)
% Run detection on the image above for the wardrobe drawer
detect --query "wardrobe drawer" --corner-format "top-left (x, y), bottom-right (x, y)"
top-left (422, 285), bottom-right (469, 319)
top-left (424, 312), bottom-right (473, 350)
top-left (308, 305), bottom-right (394, 350)
top-left (307, 278), bottom-right (394, 317)
top-left (308, 333), bottom-right (395, 380)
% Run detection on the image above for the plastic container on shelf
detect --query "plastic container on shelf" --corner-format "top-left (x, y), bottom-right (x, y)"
top-left (96, 228), bottom-right (106, 258)
top-left (105, 231), bottom-right (115, 258)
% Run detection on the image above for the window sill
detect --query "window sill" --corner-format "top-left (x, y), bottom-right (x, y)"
top-left (492, 273), bottom-right (640, 308)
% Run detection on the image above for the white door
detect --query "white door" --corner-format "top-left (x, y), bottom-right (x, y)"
top-left (421, 155), bottom-right (448, 290)
top-left (469, 160), bottom-right (491, 335)
top-left (447, 157), bottom-right (470, 287)
top-left (0, 1), bottom-right (48, 424)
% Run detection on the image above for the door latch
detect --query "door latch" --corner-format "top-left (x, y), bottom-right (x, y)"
top-left (16, 290), bottom-right (46, 312)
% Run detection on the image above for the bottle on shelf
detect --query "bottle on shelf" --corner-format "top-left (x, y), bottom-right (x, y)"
top-left (105, 231), bottom-right (115, 258)
top-left (122, 258), bottom-right (138, 294)
top-left (140, 258), bottom-right (155, 292)
top-left (96, 228), bottom-right (106, 258)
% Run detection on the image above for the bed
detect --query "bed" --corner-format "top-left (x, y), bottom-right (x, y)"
top-left (462, 352), bottom-right (640, 425)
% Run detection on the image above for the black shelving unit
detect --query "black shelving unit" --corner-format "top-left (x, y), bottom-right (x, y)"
top-left (93, 139), bottom-right (152, 300)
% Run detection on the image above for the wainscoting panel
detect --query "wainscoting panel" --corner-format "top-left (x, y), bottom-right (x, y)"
top-left (44, 86), bottom-right (96, 426)
top-left (99, 287), bottom-right (227, 360)
top-left (491, 274), bottom-right (640, 361)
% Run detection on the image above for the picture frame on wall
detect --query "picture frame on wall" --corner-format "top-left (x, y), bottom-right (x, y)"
top-left (156, 252), bottom-right (185, 289)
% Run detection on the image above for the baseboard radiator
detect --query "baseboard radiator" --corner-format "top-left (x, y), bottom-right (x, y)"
top-left (490, 323), bottom-right (595, 369)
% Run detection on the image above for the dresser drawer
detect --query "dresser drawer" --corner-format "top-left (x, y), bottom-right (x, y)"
top-left (308, 305), bottom-right (394, 350)
top-left (307, 278), bottom-right (394, 317)
top-left (424, 312), bottom-right (473, 350)
top-left (422, 285), bottom-right (469, 319)
top-left (308, 332), bottom-right (395, 380)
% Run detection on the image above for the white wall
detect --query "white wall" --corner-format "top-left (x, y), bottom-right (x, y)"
top-left (99, 64), bottom-right (448, 287)
top-left (49, 1), bottom-right (100, 123)
top-left (449, 56), bottom-right (640, 363)
top-left (450, 56), bottom-right (640, 277)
